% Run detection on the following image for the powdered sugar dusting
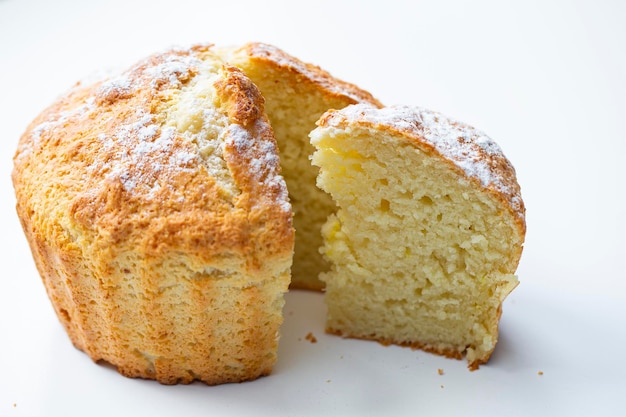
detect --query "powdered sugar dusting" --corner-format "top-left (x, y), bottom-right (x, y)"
top-left (144, 54), bottom-right (201, 88)
top-left (226, 122), bottom-right (290, 213)
top-left (15, 97), bottom-right (97, 162)
top-left (97, 75), bottom-right (133, 100)
top-left (19, 48), bottom-right (212, 202)
top-left (322, 104), bottom-right (524, 217)
top-left (94, 111), bottom-right (198, 197)
top-left (19, 44), bottom-right (290, 214)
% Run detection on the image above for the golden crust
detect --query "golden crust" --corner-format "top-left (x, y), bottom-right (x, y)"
top-left (214, 64), bottom-right (265, 127)
top-left (12, 45), bottom-right (294, 385)
top-left (15, 45), bottom-right (293, 271)
top-left (237, 42), bottom-right (383, 108)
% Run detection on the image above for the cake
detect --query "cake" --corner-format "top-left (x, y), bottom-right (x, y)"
top-left (310, 104), bottom-right (526, 369)
top-left (219, 43), bottom-right (382, 290)
top-left (13, 41), bottom-right (525, 382)
top-left (12, 45), bottom-right (294, 384)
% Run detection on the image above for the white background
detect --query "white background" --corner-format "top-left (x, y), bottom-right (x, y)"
top-left (1, 0), bottom-right (625, 415)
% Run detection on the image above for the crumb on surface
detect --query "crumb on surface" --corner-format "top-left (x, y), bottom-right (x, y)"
top-left (438, 368), bottom-right (444, 375)
top-left (440, 385), bottom-right (444, 389)
top-left (305, 332), bottom-right (317, 343)
top-left (538, 371), bottom-right (544, 376)
top-left (326, 379), bottom-right (331, 383)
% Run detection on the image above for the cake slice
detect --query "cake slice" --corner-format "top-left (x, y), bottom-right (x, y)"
top-left (220, 43), bottom-right (382, 290)
top-left (310, 104), bottom-right (526, 369)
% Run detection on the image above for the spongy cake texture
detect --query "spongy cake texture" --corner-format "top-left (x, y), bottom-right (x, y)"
top-left (12, 45), bottom-right (294, 384)
top-left (310, 104), bottom-right (525, 369)
top-left (223, 43), bottom-right (382, 290)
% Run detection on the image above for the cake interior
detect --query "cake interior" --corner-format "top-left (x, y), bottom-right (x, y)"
top-left (310, 124), bottom-right (522, 367)
top-left (228, 51), bottom-right (366, 290)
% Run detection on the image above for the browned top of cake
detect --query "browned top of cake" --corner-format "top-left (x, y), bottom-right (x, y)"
top-left (13, 44), bottom-right (294, 272)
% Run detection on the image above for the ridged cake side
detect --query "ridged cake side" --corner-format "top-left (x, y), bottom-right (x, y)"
top-left (12, 45), bottom-right (294, 384)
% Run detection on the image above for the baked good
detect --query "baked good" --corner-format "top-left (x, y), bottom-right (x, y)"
top-left (310, 104), bottom-right (525, 369)
top-left (14, 39), bottom-right (524, 382)
top-left (220, 43), bottom-right (382, 290)
top-left (12, 45), bottom-right (294, 384)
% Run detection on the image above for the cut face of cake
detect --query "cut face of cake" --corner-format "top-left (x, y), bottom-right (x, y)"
top-left (310, 104), bottom-right (525, 369)
top-left (220, 43), bottom-right (382, 290)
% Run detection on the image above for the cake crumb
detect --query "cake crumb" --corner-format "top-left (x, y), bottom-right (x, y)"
top-left (13, 403), bottom-right (17, 407)
top-left (438, 368), bottom-right (444, 375)
top-left (305, 332), bottom-right (317, 343)
top-left (326, 379), bottom-right (331, 383)
top-left (440, 385), bottom-right (444, 389)
top-left (538, 371), bottom-right (544, 376)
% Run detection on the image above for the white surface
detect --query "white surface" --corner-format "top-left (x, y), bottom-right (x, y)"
top-left (1, 0), bottom-right (625, 415)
